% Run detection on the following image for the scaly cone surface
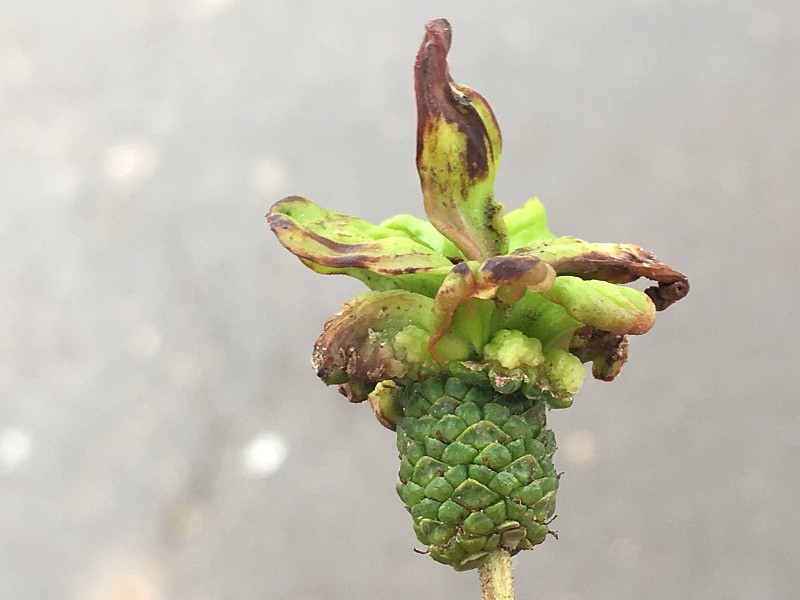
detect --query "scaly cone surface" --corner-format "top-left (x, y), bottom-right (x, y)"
top-left (267, 18), bottom-right (688, 571)
top-left (395, 376), bottom-right (560, 570)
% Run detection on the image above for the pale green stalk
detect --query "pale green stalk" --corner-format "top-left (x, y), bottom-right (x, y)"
top-left (478, 550), bottom-right (515, 600)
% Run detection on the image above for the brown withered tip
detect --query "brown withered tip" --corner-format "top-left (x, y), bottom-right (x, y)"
top-left (645, 279), bottom-right (690, 311)
top-left (423, 18), bottom-right (452, 51)
top-left (414, 19), bottom-right (454, 127)
top-left (570, 327), bottom-right (630, 382)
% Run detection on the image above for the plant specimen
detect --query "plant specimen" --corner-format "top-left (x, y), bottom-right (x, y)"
top-left (267, 18), bottom-right (688, 600)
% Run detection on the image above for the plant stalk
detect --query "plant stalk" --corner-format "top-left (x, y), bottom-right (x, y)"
top-left (478, 549), bottom-right (515, 600)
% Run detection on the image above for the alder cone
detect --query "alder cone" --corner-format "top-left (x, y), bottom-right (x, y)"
top-left (395, 376), bottom-right (559, 570)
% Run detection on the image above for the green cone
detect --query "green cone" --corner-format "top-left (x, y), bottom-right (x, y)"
top-left (395, 376), bottom-right (558, 570)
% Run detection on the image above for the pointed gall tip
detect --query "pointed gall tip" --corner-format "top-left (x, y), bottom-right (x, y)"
top-left (423, 18), bottom-right (452, 52)
top-left (416, 19), bottom-right (452, 78)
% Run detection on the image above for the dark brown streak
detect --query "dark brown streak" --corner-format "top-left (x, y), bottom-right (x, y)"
top-left (414, 18), bottom-right (491, 180)
top-left (526, 246), bottom-right (690, 310)
top-left (268, 213), bottom-right (436, 274)
top-left (544, 249), bottom-right (687, 285)
top-left (314, 253), bottom-right (426, 274)
top-left (483, 197), bottom-right (501, 226)
top-left (268, 213), bottom-right (368, 254)
top-left (452, 260), bottom-right (472, 276)
top-left (482, 256), bottom-right (536, 283)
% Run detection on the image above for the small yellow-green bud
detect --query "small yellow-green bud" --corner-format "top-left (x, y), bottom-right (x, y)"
top-left (394, 325), bottom-right (434, 368)
top-left (544, 348), bottom-right (585, 394)
top-left (483, 330), bottom-right (544, 370)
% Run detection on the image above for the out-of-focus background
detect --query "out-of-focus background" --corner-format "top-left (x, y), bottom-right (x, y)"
top-left (1, 1), bottom-right (798, 599)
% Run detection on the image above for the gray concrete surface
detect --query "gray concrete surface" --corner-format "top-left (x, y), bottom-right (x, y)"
top-left (1, 1), bottom-right (798, 599)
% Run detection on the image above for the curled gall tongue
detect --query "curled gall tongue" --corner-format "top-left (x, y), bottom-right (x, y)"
top-left (415, 19), bottom-right (508, 262)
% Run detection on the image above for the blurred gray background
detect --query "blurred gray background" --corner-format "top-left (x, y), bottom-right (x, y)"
top-left (1, 1), bottom-right (798, 599)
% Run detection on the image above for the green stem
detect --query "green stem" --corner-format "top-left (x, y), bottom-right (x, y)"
top-left (478, 549), bottom-right (515, 600)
